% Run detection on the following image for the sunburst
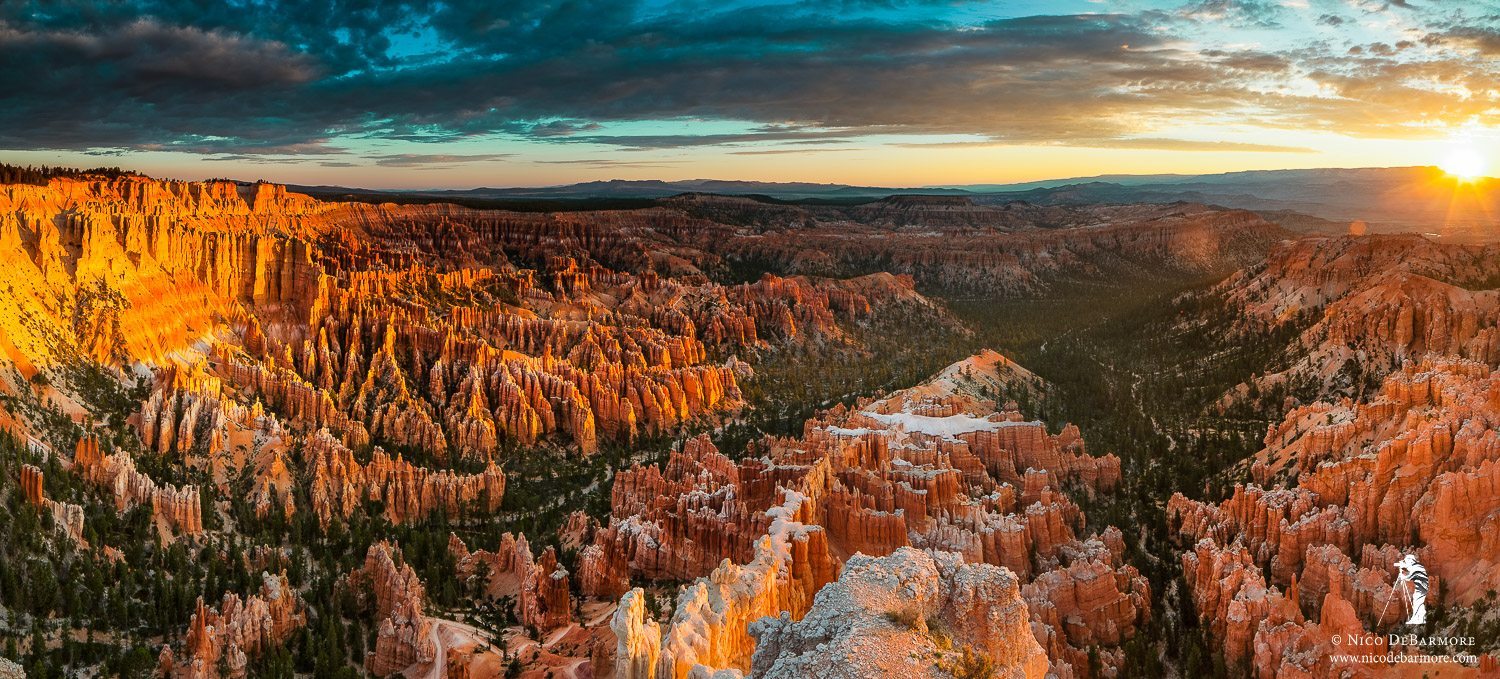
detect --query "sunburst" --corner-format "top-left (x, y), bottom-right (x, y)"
top-left (1438, 147), bottom-right (1487, 181)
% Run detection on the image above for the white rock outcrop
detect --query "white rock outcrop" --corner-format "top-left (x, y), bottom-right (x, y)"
top-left (746, 548), bottom-right (1049, 679)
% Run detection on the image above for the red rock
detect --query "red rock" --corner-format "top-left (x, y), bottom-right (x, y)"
top-left (72, 434), bottom-right (203, 536)
top-left (450, 532), bottom-right (574, 631)
top-left (305, 428), bottom-right (505, 527)
top-left (350, 542), bottom-right (437, 677)
top-left (19, 464), bottom-right (86, 546)
top-left (165, 571), bottom-right (307, 679)
top-left (744, 548), bottom-right (1049, 679)
top-left (598, 351), bottom-right (1146, 678)
top-left (1178, 358), bottom-right (1500, 675)
top-left (1214, 235), bottom-right (1500, 406)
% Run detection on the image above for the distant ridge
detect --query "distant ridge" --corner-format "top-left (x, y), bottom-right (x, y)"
top-left (288, 165), bottom-right (1497, 235)
top-left (410, 178), bottom-right (975, 200)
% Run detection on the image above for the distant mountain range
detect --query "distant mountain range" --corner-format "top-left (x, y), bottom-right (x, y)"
top-left (291, 166), bottom-right (1498, 236)
top-left (406, 178), bottom-right (973, 200)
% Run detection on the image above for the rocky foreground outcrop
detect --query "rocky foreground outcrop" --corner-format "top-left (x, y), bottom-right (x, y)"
top-left (1170, 357), bottom-right (1500, 676)
top-left (746, 547), bottom-right (1049, 679)
top-left (611, 489), bottom-right (837, 679)
top-left (598, 350), bottom-right (1147, 678)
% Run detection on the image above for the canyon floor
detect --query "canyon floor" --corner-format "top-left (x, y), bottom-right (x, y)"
top-left (0, 172), bottom-right (1497, 679)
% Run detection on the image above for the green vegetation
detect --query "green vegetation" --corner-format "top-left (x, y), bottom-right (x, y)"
top-left (0, 163), bottom-right (140, 186)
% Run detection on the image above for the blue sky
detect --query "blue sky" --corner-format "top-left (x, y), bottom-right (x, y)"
top-left (0, 0), bottom-right (1496, 188)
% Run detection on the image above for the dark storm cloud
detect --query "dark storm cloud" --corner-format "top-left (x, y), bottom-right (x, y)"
top-left (0, 1), bottom-right (1496, 155)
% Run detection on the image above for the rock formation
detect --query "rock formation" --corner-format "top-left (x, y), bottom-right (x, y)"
top-left (350, 542), bottom-right (437, 677)
top-left (612, 490), bottom-right (837, 679)
top-left (159, 571), bottom-right (307, 679)
top-left (1210, 234), bottom-right (1500, 405)
top-left (597, 350), bottom-right (1147, 678)
top-left (19, 464), bottom-right (86, 546)
top-left (746, 547), bottom-right (1049, 679)
top-left (73, 434), bottom-right (203, 537)
top-left (0, 172), bottom-right (1305, 678)
top-left (304, 428), bottom-right (505, 527)
top-left (450, 532), bottom-right (574, 631)
top-left (0, 176), bottom-right (943, 472)
top-left (1171, 357), bottom-right (1500, 675)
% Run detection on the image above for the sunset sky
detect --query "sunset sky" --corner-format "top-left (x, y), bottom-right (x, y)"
top-left (1, 0), bottom-right (1497, 188)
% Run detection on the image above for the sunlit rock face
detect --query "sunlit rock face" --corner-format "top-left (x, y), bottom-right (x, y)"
top-left (746, 547), bottom-right (1049, 679)
top-left (0, 174), bottom-right (983, 679)
top-left (1171, 357), bottom-right (1500, 677)
top-left (599, 350), bottom-right (1148, 678)
top-left (0, 176), bottom-right (933, 464)
top-left (0, 175), bottom-right (929, 542)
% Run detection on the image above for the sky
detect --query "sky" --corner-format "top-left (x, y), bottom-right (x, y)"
top-left (0, 0), bottom-right (1498, 189)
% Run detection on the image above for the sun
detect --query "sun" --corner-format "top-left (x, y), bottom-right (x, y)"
top-left (1439, 147), bottom-right (1487, 181)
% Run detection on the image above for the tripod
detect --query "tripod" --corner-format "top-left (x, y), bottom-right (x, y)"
top-left (1376, 577), bottom-right (1411, 628)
